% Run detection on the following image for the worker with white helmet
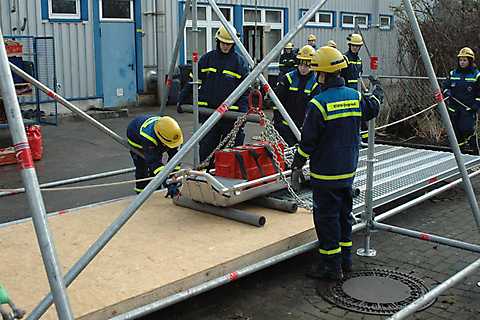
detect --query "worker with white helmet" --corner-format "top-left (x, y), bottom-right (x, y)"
top-left (291, 46), bottom-right (383, 282)
top-left (127, 115), bottom-right (183, 195)
top-left (443, 47), bottom-right (480, 154)
top-left (178, 26), bottom-right (249, 161)
top-left (307, 34), bottom-right (317, 49)
top-left (274, 45), bottom-right (320, 146)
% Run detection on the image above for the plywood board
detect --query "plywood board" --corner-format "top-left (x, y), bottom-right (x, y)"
top-left (0, 193), bottom-right (315, 319)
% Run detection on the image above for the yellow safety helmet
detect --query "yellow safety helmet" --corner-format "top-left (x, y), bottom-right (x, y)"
top-left (347, 33), bottom-right (363, 46)
top-left (296, 45), bottom-right (315, 61)
top-left (215, 26), bottom-right (235, 44)
top-left (457, 47), bottom-right (475, 60)
top-left (310, 46), bottom-right (347, 73)
top-left (308, 34), bottom-right (317, 42)
top-left (154, 116), bottom-right (184, 148)
top-left (326, 40), bottom-right (337, 48)
top-left (285, 42), bottom-right (294, 49)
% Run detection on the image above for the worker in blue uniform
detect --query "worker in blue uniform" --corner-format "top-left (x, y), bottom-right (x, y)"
top-left (278, 42), bottom-right (297, 78)
top-left (290, 46), bottom-right (383, 281)
top-left (273, 45), bottom-right (320, 146)
top-left (443, 47), bottom-right (480, 155)
top-left (178, 26), bottom-right (249, 162)
top-left (340, 34), bottom-right (364, 90)
top-left (127, 115), bottom-right (183, 195)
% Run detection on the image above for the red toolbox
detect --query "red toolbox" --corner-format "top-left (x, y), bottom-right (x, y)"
top-left (215, 142), bottom-right (285, 181)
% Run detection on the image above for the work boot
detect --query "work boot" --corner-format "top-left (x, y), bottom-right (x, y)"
top-left (342, 262), bottom-right (353, 274)
top-left (306, 264), bottom-right (343, 281)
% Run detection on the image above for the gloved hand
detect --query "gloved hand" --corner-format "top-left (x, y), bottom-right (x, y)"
top-left (176, 103), bottom-right (184, 114)
top-left (164, 182), bottom-right (181, 198)
top-left (443, 88), bottom-right (451, 98)
top-left (290, 152), bottom-right (307, 192)
top-left (371, 84), bottom-right (384, 105)
top-left (368, 75), bottom-right (381, 87)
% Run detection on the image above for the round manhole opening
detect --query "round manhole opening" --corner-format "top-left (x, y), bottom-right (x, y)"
top-left (320, 269), bottom-right (436, 315)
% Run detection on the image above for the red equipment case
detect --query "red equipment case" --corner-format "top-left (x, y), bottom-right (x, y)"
top-left (215, 142), bottom-right (285, 181)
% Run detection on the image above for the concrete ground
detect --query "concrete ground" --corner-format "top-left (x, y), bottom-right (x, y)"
top-left (0, 105), bottom-right (479, 319)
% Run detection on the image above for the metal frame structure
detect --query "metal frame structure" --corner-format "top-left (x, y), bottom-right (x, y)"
top-left (0, 0), bottom-right (478, 318)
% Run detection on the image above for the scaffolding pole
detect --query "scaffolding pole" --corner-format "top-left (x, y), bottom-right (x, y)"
top-left (403, 0), bottom-right (480, 228)
top-left (208, 0), bottom-right (302, 141)
top-left (26, 2), bottom-right (327, 319)
top-left (8, 63), bottom-right (144, 158)
top-left (159, 0), bottom-right (191, 115)
top-left (0, 28), bottom-right (74, 320)
top-left (388, 258), bottom-right (480, 320)
top-left (191, 0), bottom-right (200, 166)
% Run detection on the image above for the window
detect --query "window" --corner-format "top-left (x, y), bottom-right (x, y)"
top-left (379, 15), bottom-right (392, 30)
top-left (300, 9), bottom-right (335, 28)
top-left (100, 0), bottom-right (133, 21)
top-left (184, 5), bottom-right (234, 63)
top-left (48, 0), bottom-right (80, 19)
top-left (341, 13), bottom-right (369, 29)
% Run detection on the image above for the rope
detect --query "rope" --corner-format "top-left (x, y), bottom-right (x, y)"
top-left (360, 97), bottom-right (448, 135)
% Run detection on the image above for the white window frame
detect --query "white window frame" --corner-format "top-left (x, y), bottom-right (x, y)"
top-left (48, 0), bottom-right (81, 20)
top-left (99, 0), bottom-right (134, 22)
top-left (184, 5), bottom-right (234, 60)
top-left (341, 13), bottom-right (369, 29)
top-left (301, 10), bottom-right (334, 28)
top-left (243, 8), bottom-right (283, 31)
top-left (379, 15), bottom-right (392, 30)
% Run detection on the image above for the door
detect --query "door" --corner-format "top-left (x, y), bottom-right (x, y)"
top-left (99, 0), bottom-right (137, 108)
top-left (243, 26), bottom-right (264, 64)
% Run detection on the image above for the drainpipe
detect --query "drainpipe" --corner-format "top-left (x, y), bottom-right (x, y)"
top-left (156, 0), bottom-right (167, 107)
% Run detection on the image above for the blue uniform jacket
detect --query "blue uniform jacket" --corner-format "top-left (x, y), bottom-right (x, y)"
top-left (126, 115), bottom-right (179, 175)
top-left (340, 50), bottom-right (363, 90)
top-left (179, 47), bottom-right (249, 112)
top-left (274, 70), bottom-right (320, 129)
top-left (443, 67), bottom-right (480, 112)
top-left (297, 77), bottom-right (379, 188)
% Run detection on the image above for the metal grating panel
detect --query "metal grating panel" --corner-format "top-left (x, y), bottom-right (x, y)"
top-left (273, 145), bottom-right (480, 219)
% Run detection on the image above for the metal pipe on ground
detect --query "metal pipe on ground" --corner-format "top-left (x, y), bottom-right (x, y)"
top-left (26, 3), bottom-right (327, 318)
top-left (0, 168), bottom-right (135, 197)
top-left (249, 196), bottom-right (298, 213)
top-left (179, 104), bottom-right (261, 123)
top-left (8, 63), bottom-right (144, 159)
top-left (174, 196), bottom-right (266, 227)
top-left (387, 257), bottom-right (480, 320)
top-left (373, 221), bottom-right (480, 253)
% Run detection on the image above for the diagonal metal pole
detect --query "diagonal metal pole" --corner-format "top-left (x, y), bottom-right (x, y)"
top-left (26, 2), bottom-right (329, 319)
top-left (403, 0), bottom-right (480, 228)
top-left (159, 0), bottom-right (191, 115)
top-left (8, 63), bottom-right (144, 158)
top-left (207, 0), bottom-right (302, 141)
top-left (0, 28), bottom-right (74, 320)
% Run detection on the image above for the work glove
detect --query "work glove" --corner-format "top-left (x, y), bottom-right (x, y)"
top-left (371, 85), bottom-right (384, 105)
top-left (164, 181), bottom-right (181, 198)
top-left (442, 88), bottom-right (451, 98)
top-left (290, 152), bottom-right (307, 192)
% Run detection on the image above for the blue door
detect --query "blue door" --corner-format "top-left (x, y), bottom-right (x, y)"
top-left (99, 1), bottom-right (137, 108)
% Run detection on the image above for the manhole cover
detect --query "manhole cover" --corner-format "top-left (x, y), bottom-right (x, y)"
top-left (319, 269), bottom-right (435, 315)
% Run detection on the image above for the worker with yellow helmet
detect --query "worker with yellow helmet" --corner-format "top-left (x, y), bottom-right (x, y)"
top-left (341, 33), bottom-right (364, 90)
top-left (307, 34), bottom-right (317, 48)
top-left (273, 45), bottom-right (320, 145)
top-left (278, 42), bottom-right (297, 77)
top-left (178, 26), bottom-right (249, 161)
top-left (443, 47), bottom-right (480, 154)
top-left (127, 115), bottom-right (183, 195)
top-left (291, 46), bottom-right (383, 282)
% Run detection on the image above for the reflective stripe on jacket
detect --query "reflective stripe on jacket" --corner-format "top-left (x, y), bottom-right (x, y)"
top-left (340, 50), bottom-right (363, 90)
top-left (443, 67), bottom-right (480, 113)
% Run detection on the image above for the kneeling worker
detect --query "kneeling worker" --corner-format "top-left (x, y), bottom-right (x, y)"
top-left (274, 45), bottom-right (319, 146)
top-left (291, 46), bottom-right (383, 281)
top-left (127, 115), bottom-right (183, 195)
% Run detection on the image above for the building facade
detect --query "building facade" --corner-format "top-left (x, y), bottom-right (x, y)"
top-left (0, 0), bottom-right (400, 110)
